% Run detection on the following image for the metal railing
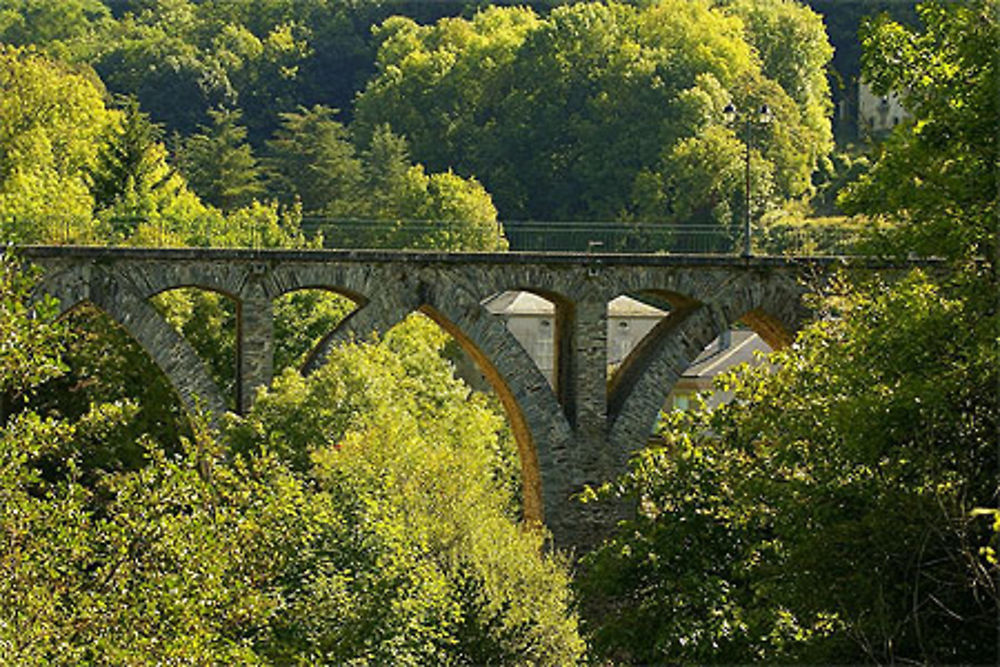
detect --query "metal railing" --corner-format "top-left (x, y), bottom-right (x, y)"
top-left (303, 218), bottom-right (863, 256)
top-left (6, 215), bottom-right (865, 256)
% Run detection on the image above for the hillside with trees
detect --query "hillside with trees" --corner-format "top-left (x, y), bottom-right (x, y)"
top-left (1, 0), bottom-right (996, 663)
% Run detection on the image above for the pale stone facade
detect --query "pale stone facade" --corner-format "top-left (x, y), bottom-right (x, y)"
top-left (484, 291), bottom-right (668, 387)
top-left (858, 81), bottom-right (910, 136)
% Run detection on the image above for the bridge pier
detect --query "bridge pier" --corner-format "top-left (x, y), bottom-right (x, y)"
top-left (236, 292), bottom-right (274, 413)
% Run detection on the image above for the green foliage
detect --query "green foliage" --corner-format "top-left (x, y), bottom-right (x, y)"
top-left (224, 314), bottom-right (584, 663)
top-left (0, 255), bottom-right (67, 404)
top-left (265, 108), bottom-right (505, 250)
top-left (264, 104), bottom-right (363, 215)
top-left (3, 255), bottom-right (581, 664)
top-left (579, 5), bottom-right (998, 661)
top-left (272, 289), bottom-right (356, 374)
top-left (841, 0), bottom-right (998, 263)
top-left (580, 274), bottom-right (998, 663)
top-left (153, 288), bottom-right (237, 406)
top-left (0, 412), bottom-right (315, 663)
top-left (0, 0), bottom-right (114, 62)
top-left (725, 0), bottom-right (834, 172)
top-left (175, 107), bottom-right (264, 211)
top-left (84, 0), bottom-right (479, 142)
top-left (0, 45), bottom-right (113, 243)
top-left (90, 97), bottom-right (173, 227)
top-left (31, 304), bottom-right (192, 467)
top-left (0, 257), bottom-right (264, 662)
top-left (355, 1), bottom-right (833, 229)
top-left (810, 148), bottom-right (871, 216)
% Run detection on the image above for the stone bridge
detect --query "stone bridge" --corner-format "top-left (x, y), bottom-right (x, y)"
top-left (21, 246), bottom-right (842, 549)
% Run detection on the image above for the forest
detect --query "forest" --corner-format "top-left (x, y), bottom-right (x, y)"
top-left (0, 0), bottom-right (997, 663)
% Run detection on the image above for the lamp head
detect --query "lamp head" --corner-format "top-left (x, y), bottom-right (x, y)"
top-left (723, 103), bottom-right (737, 123)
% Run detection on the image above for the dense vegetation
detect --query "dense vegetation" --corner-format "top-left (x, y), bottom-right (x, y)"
top-left (1, 0), bottom-right (844, 245)
top-left (579, 1), bottom-right (999, 663)
top-left (1, 0), bottom-right (996, 663)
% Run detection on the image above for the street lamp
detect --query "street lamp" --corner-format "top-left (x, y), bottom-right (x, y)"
top-left (723, 102), bottom-right (771, 257)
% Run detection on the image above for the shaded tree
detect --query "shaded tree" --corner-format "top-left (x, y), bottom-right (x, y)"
top-left (579, 2), bottom-right (999, 663)
top-left (264, 104), bottom-right (363, 215)
top-left (175, 107), bottom-right (263, 211)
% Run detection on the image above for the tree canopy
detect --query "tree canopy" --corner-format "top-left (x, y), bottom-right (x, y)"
top-left (355, 0), bottom-right (833, 227)
top-left (579, 2), bottom-right (999, 663)
top-left (0, 45), bottom-right (113, 242)
top-left (3, 1), bottom-right (995, 663)
top-left (1, 256), bottom-right (584, 663)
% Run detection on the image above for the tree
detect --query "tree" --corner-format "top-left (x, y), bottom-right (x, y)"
top-left (264, 104), bottom-right (363, 215)
top-left (579, 2), bottom-right (999, 663)
top-left (94, 0), bottom-right (235, 136)
top-left (354, 126), bottom-right (506, 251)
top-left (723, 0), bottom-right (834, 196)
top-left (0, 254), bottom-right (67, 418)
top-left (175, 107), bottom-right (264, 211)
top-left (222, 315), bottom-right (584, 663)
top-left (90, 96), bottom-right (226, 242)
top-left (0, 45), bottom-right (113, 243)
top-left (2, 255), bottom-right (582, 665)
top-left (90, 97), bottom-right (168, 212)
top-left (841, 0), bottom-right (998, 265)
top-left (0, 0), bottom-right (114, 62)
top-left (581, 273), bottom-right (998, 664)
top-left (265, 112), bottom-right (506, 250)
top-left (0, 254), bottom-right (268, 662)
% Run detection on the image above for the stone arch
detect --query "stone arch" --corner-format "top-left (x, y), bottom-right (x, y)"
top-left (146, 283), bottom-right (244, 408)
top-left (607, 288), bottom-right (698, 417)
top-left (36, 264), bottom-right (228, 423)
top-left (404, 273), bottom-right (578, 538)
top-left (481, 287), bottom-right (579, 417)
top-left (301, 291), bottom-right (412, 374)
top-left (111, 261), bottom-right (248, 302)
top-left (417, 300), bottom-right (575, 533)
top-left (608, 274), bottom-right (808, 453)
top-left (280, 269), bottom-right (574, 534)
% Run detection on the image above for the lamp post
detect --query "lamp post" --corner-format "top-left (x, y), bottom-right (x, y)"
top-left (723, 102), bottom-right (771, 258)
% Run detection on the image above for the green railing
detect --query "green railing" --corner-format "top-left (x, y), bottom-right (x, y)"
top-left (302, 218), bottom-right (863, 256)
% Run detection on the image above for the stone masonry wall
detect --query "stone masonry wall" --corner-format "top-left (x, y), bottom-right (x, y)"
top-left (22, 246), bottom-right (849, 550)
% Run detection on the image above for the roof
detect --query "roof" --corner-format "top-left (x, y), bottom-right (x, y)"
top-left (608, 294), bottom-right (667, 317)
top-left (483, 291), bottom-right (554, 315)
top-left (483, 291), bottom-right (667, 317)
top-left (683, 330), bottom-right (772, 378)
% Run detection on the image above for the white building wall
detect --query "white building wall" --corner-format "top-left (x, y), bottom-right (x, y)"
top-left (858, 81), bottom-right (909, 135)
